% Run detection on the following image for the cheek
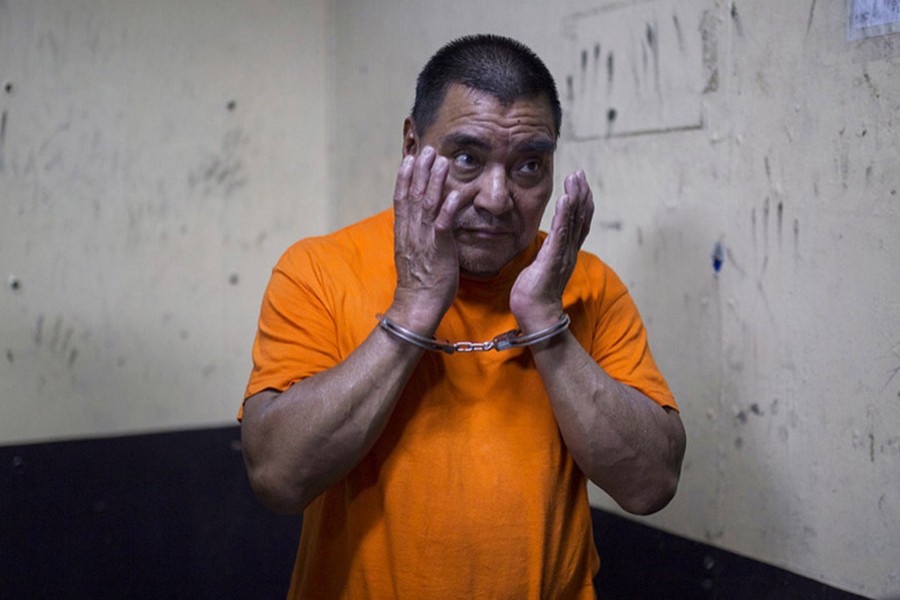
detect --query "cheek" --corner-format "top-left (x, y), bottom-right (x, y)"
top-left (444, 178), bottom-right (483, 211)
top-left (515, 189), bottom-right (553, 227)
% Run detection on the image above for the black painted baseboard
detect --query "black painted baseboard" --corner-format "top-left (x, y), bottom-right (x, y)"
top-left (0, 426), bottom-right (867, 599)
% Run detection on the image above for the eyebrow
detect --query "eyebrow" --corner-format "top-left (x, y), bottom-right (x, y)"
top-left (514, 138), bottom-right (557, 154)
top-left (442, 132), bottom-right (491, 151)
top-left (441, 132), bottom-right (557, 154)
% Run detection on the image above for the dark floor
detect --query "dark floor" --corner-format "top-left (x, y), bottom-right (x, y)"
top-left (0, 426), bottom-right (869, 599)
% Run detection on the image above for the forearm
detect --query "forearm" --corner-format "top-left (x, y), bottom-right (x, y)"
top-left (242, 148), bottom-right (465, 515)
top-left (530, 331), bottom-right (686, 515)
top-left (241, 316), bottom-right (426, 514)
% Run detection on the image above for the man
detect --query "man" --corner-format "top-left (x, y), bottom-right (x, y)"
top-left (240, 34), bottom-right (685, 598)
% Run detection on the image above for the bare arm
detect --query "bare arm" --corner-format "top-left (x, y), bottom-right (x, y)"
top-left (241, 329), bottom-right (423, 514)
top-left (241, 147), bottom-right (463, 514)
top-left (530, 334), bottom-right (686, 515)
top-left (510, 171), bottom-right (686, 515)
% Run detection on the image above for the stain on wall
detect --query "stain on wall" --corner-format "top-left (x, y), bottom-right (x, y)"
top-left (564, 0), bottom-right (707, 139)
top-left (0, 0), bottom-right (329, 442)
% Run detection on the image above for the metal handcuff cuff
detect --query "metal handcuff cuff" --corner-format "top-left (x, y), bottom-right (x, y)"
top-left (376, 313), bottom-right (571, 354)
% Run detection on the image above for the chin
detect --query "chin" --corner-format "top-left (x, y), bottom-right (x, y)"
top-left (458, 251), bottom-right (513, 279)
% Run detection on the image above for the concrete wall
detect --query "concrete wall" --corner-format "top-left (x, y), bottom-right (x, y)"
top-left (328, 1), bottom-right (899, 597)
top-left (2, 0), bottom-right (899, 597)
top-left (0, 0), bottom-right (330, 441)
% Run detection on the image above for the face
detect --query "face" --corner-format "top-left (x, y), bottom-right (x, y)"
top-left (404, 84), bottom-right (556, 278)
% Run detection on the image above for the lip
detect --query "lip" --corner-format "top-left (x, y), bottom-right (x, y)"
top-left (457, 228), bottom-right (513, 238)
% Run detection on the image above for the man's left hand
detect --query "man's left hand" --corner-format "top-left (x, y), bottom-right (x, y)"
top-left (510, 170), bottom-right (594, 332)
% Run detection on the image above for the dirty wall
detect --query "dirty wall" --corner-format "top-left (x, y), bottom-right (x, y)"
top-left (1, 0), bottom-right (898, 597)
top-left (328, 0), bottom-right (900, 596)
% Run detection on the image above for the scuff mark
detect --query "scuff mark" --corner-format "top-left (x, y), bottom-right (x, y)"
top-left (0, 109), bottom-right (7, 171)
top-left (187, 128), bottom-right (249, 197)
top-left (731, 3), bottom-right (744, 36)
top-left (607, 52), bottom-right (615, 92)
top-left (840, 147), bottom-right (850, 191)
top-left (725, 246), bottom-right (747, 278)
top-left (777, 201), bottom-right (784, 247)
top-left (806, 0), bottom-right (817, 37)
top-left (646, 22), bottom-right (661, 96)
top-left (701, 10), bottom-right (719, 93)
top-left (60, 326), bottom-right (73, 356)
top-left (863, 71), bottom-right (881, 99)
top-left (673, 13), bottom-right (685, 52)
top-left (606, 108), bottom-right (617, 137)
top-left (751, 206), bottom-right (757, 248)
top-left (598, 220), bottom-right (623, 231)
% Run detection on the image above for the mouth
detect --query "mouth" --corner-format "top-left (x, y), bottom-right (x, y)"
top-left (457, 228), bottom-right (513, 241)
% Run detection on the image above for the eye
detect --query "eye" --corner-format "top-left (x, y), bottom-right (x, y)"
top-left (520, 159), bottom-right (541, 173)
top-left (516, 159), bottom-right (544, 178)
top-left (453, 152), bottom-right (479, 170)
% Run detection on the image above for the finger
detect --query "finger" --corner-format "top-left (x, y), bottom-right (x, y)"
top-left (422, 155), bottom-right (450, 213)
top-left (393, 155), bottom-right (417, 242)
top-left (577, 171), bottom-right (594, 246)
top-left (434, 189), bottom-right (463, 235)
top-left (409, 146), bottom-right (436, 201)
top-left (393, 154), bottom-right (415, 209)
top-left (543, 193), bottom-right (573, 258)
top-left (564, 171), bottom-right (579, 200)
top-left (563, 171), bottom-right (592, 249)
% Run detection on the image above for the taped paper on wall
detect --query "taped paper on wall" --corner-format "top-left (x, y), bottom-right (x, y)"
top-left (848, 0), bottom-right (900, 40)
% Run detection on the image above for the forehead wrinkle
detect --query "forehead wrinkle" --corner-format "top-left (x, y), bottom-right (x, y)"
top-left (426, 85), bottom-right (556, 153)
top-left (442, 132), bottom-right (491, 150)
top-left (440, 120), bottom-right (555, 155)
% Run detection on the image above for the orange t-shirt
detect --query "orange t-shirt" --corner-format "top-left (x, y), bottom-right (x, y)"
top-left (243, 209), bottom-right (676, 599)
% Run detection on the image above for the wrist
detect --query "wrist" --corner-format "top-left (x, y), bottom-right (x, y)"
top-left (385, 296), bottom-right (447, 337)
top-left (511, 302), bottom-right (565, 335)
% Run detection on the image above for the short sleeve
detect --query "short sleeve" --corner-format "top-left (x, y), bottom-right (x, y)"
top-left (590, 271), bottom-right (677, 411)
top-left (242, 243), bottom-right (343, 403)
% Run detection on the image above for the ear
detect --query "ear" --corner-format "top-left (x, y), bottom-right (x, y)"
top-left (402, 118), bottom-right (418, 157)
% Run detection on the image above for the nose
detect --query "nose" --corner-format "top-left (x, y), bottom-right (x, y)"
top-left (472, 164), bottom-right (512, 215)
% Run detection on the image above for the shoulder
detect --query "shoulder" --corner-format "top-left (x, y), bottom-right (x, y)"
top-left (276, 209), bottom-right (394, 277)
top-left (566, 247), bottom-right (629, 304)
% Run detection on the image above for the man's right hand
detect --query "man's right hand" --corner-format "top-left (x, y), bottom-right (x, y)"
top-left (242, 146), bottom-right (466, 515)
top-left (389, 146), bottom-right (463, 335)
